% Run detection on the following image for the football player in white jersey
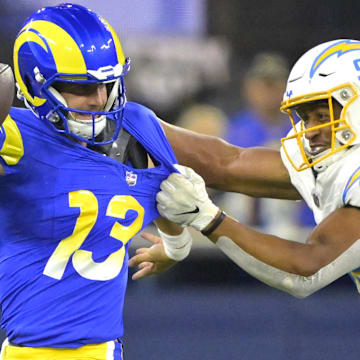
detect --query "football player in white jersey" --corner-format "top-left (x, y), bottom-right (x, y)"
top-left (130, 39), bottom-right (360, 298)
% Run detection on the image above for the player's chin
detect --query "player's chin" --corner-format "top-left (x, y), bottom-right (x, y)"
top-left (310, 146), bottom-right (330, 156)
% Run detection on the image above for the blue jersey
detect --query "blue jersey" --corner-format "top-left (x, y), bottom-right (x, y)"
top-left (0, 102), bottom-right (177, 348)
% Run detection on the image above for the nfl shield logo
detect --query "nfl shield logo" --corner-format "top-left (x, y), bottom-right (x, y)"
top-left (126, 171), bottom-right (137, 186)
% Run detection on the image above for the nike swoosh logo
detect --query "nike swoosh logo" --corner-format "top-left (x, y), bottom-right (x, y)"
top-left (318, 71), bottom-right (335, 77)
top-left (288, 75), bottom-right (303, 83)
top-left (177, 206), bottom-right (200, 215)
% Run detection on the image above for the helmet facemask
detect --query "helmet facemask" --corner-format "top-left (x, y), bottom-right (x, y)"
top-left (280, 83), bottom-right (357, 172)
top-left (41, 71), bottom-right (127, 144)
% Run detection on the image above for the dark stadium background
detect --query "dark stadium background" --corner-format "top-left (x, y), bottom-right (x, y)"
top-left (0, 1), bottom-right (359, 359)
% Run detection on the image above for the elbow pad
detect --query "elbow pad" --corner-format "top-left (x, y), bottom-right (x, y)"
top-left (216, 236), bottom-right (360, 298)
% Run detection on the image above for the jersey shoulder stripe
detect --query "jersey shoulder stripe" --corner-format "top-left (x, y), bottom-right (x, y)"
top-left (0, 114), bottom-right (24, 166)
top-left (342, 165), bottom-right (360, 205)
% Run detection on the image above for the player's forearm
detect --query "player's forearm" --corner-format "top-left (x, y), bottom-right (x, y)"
top-left (154, 217), bottom-right (183, 235)
top-left (223, 146), bottom-right (301, 199)
top-left (208, 215), bottom-right (318, 276)
top-left (211, 225), bottom-right (360, 298)
top-left (205, 213), bottom-right (360, 298)
top-left (161, 120), bottom-right (231, 185)
top-left (154, 217), bottom-right (192, 261)
top-left (161, 120), bottom-right (300, 199)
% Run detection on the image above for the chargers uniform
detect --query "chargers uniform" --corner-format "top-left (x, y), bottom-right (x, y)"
top-left (281, 129), bottom-right (360, 292)
top-left (0, 102), bottom-right (176, 356)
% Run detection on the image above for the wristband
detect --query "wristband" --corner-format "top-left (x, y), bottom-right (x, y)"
top-left (158, 227), bottom-right (192, 261)
top-left (201, 211), bottom-right (226, 236)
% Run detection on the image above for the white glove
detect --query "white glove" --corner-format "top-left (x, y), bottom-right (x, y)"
top-left (156, 164), bottom-right (219, 231)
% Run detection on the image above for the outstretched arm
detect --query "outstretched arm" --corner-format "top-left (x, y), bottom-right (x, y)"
top-left (209, 206), bottom-right (360, 276)
top-left (160, 120), bottom-right (300, 200)
top-left (156, 166), bottom-right (360, 297)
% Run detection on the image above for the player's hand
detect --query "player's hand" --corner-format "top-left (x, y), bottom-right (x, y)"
top-left (129, 232), bottom-right (177, 280)
top-left (156, 164), bottom-right (219, 231)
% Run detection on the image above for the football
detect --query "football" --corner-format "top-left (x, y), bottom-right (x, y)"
top-left (0, 63), bottom-right (14, 125)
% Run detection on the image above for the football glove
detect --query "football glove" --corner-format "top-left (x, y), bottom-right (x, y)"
top-left (156, 164), bottom-right (219, 231)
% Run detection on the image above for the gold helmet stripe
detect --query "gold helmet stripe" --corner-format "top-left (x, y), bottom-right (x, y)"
top-left (13, 29), bottom-right (47, 106)
top-left (14, 20), bottom-right (87, 106)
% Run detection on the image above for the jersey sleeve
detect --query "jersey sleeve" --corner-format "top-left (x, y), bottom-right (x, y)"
top-left (122, 102), bottom-right (178, 167)
top-left (0, 114), bottom-right (24, 175)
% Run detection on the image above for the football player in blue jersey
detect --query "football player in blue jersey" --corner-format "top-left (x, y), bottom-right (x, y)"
top-left (131, 40), bottom-right (360, 299)
top-left (0, 3), bottom-right (191, 359)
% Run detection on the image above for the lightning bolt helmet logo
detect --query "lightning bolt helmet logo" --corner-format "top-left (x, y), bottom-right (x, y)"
top-left (310, 40), bottom-right (360, 79)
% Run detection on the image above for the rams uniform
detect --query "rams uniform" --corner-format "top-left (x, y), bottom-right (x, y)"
top-left (0, 102), bottom-right (177, 358)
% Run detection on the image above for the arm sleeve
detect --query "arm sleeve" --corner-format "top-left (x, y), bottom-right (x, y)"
top-left (216, 235), bottom-right (360, 298)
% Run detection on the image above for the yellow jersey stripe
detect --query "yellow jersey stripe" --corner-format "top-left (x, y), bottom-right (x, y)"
top-left (346, 169), bottom-right (360, 191)
top-left (1, 340), bottom-right (116, 359)
top-left (0, 115), bottom-right (24, 166)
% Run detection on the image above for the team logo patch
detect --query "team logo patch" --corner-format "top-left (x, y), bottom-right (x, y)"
top-left (125, 171), bottom-right (137, 186)
top-left (310, 40), bottom-right (360, 79)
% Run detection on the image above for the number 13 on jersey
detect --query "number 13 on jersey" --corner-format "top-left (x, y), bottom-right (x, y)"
top-left (43, 190), bottom-right (144, 281)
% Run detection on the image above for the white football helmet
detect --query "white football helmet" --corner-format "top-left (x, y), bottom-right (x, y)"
top-left (281, 39), bottom-right (360, 171)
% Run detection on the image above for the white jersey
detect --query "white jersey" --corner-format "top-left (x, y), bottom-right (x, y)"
top-left (281, 129), bottom-right (360, 291)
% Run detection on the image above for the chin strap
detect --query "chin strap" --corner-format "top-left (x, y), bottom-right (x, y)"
top-left (216, 236), bottom-right (360, 298)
